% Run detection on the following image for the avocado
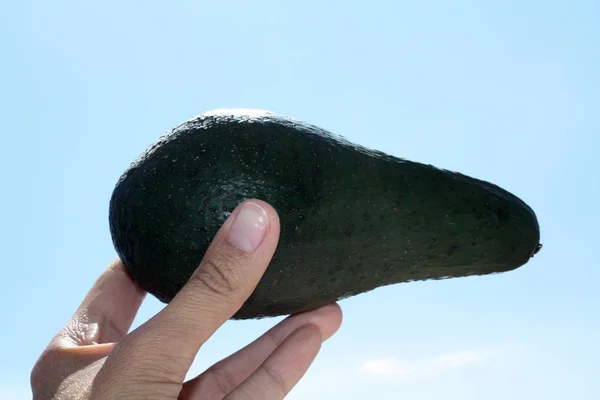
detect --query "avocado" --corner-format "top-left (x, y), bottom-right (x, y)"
top-left (109, 109), bottom-right (542, 319)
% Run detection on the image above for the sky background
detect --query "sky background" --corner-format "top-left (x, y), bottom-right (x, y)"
top-left (1, 1), bottom-right (599, 399)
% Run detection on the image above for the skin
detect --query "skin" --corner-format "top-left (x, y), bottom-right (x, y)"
top-left (31, 199), bottom-right (343, 399)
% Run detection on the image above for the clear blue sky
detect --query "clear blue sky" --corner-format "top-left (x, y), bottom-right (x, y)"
top-left (1, 1), bottom-right (599, 399)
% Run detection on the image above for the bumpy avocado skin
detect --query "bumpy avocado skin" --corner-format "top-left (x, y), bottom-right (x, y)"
top-left (109, 109), bottom-right (541, 319)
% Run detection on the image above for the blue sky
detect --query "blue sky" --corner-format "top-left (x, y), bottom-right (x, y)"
top-left (1, 1), bottom-right (598, 398)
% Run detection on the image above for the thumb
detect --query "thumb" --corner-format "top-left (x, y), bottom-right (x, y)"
top-left (92, 200), bottom-right (280, 398)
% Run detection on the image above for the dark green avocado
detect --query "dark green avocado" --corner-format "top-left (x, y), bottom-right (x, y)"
top-left (109, 109), bottom-right (542, 319)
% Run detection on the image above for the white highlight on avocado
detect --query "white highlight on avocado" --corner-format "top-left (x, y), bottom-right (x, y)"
top-left (202, 108), bottom-right (275, 118)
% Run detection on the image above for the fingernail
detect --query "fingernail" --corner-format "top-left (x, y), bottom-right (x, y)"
top-left (228, 202), bottom-right (269, 253)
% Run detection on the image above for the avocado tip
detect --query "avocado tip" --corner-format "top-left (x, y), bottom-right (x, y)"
top-left (532, 243), bottom-right (543, 257)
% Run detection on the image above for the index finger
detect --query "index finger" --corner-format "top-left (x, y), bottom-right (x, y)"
top-left (101, 199), bottom-right (280, 384)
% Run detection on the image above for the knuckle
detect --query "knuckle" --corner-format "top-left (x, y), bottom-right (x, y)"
top-left (189, 253), bottom-right (245, 297)
top-left (30, 349), bottom-right (55, 390)
top-left (260, 364), bottom-right (287, 395)
top-left (206, 364), bottom-right (238, 395)
top-left (265, 327), bottom-right (285, 348)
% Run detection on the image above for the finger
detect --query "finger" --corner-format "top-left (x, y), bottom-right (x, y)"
top-left (180, 303), bottom-right (342, 399)
top-left (51, 259), bottom-right (146, 349)
top-left (32, 260), bottom-right (146, 395)
top-left (224, 324), bottom-right (323, 400)
top-left (101, 200), bottom-right (280, 385)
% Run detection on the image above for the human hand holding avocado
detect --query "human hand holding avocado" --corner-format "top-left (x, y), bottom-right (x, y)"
top-left (31, 200), bottom-right (343, 400)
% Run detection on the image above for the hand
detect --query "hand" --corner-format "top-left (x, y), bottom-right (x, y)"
top-left (31, 200), bottom-right (343, 399)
